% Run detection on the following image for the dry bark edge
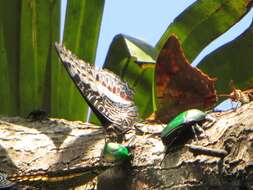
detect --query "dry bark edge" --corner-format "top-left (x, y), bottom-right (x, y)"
top-left (1, 102), bottom-right (253, 189)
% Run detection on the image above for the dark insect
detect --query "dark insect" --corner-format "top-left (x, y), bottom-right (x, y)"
top-left (103, 142), bottom-right (132, 162)
top-left (161, 109), bottom-right (215, 146)
top-left (219, 81), bottom-right (253, 108)
top-left (26, 109), bottom-right (48, 122)
top-left (160, 109), bottom-right (215, 165)
top-left (54, 43), bottom-right (139, 134)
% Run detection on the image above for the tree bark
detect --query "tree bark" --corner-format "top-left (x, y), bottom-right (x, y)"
top-left (0, 102), bottom-right (253, 190)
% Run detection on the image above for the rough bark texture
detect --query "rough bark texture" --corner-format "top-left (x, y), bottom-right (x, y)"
top-left (1, 102), bottom-right (253, 190)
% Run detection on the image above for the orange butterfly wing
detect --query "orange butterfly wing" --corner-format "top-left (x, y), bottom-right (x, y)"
top-left (154, 35), bottom-right (217, 123)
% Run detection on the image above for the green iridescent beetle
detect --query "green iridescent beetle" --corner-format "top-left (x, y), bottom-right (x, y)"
top-left (103, 142), bottom-right (132, 162)
top-left (161, 109), bottom-right (215, 145)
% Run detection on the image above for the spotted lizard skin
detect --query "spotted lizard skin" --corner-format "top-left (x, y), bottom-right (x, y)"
top-left (0, 168), bottom-right (101, 189)
top-left (0, 172), bottom-right (15, 189)
top-left (55, 43), bottom-right (139, 132)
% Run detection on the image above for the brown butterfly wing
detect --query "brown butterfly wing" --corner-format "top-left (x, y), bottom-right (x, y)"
top-left (55, 43), bottom-right (139, 130)
top-left (154, 35), bottom-right (217, 123)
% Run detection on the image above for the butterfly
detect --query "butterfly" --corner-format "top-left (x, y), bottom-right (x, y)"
top-left (150, 35), bottom-right (217, 123)
top-left (55, 43), bottom-right (139, 133)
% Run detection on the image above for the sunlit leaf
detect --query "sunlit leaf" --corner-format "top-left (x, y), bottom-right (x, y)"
top-left (51, 0), bottom-right (105, 121)
top-left (198, 20), bottom-right (253, 102)
top-left (156, 0), bottom-right (252, 62)
top-left (0, 0), bottom-right (60, 117)
top-left (0, 0), bottom-right (20, 115)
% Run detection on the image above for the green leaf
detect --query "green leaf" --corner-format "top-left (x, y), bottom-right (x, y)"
top-left (198, 20), bottom-right (253, 98)
top-left (51, 0), bottom-right (105, 121)
top-left (0, 0), bottom-right (20, 115)
top-left (94, 34), bottom-right (157, 121)
top-left (0, 0), bottom-right (60, 117)
top-left (19, 0), bottom-right (60, 117)
top-left (156, 0), bottom-right (252, 62)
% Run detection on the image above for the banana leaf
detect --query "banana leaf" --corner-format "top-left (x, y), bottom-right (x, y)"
top-left (51, 0), bottom-right (105, 121)
top-left (198, 19), bottom-right (253, 100)
top-left (156, 0), bottom-right (252, 62)
top-left (19, 0), bottom-right (60, 117)
top-left (0, 0), bottom-right (20, 115)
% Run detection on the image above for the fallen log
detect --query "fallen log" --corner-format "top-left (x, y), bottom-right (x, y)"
top-left (0, 102), bottom-right (253, 189)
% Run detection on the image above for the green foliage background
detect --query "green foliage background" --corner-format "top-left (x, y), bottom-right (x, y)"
top-left (0, 0), bottom-right (252, 122)
top-left (0, 0), bottom-right (104, 121)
